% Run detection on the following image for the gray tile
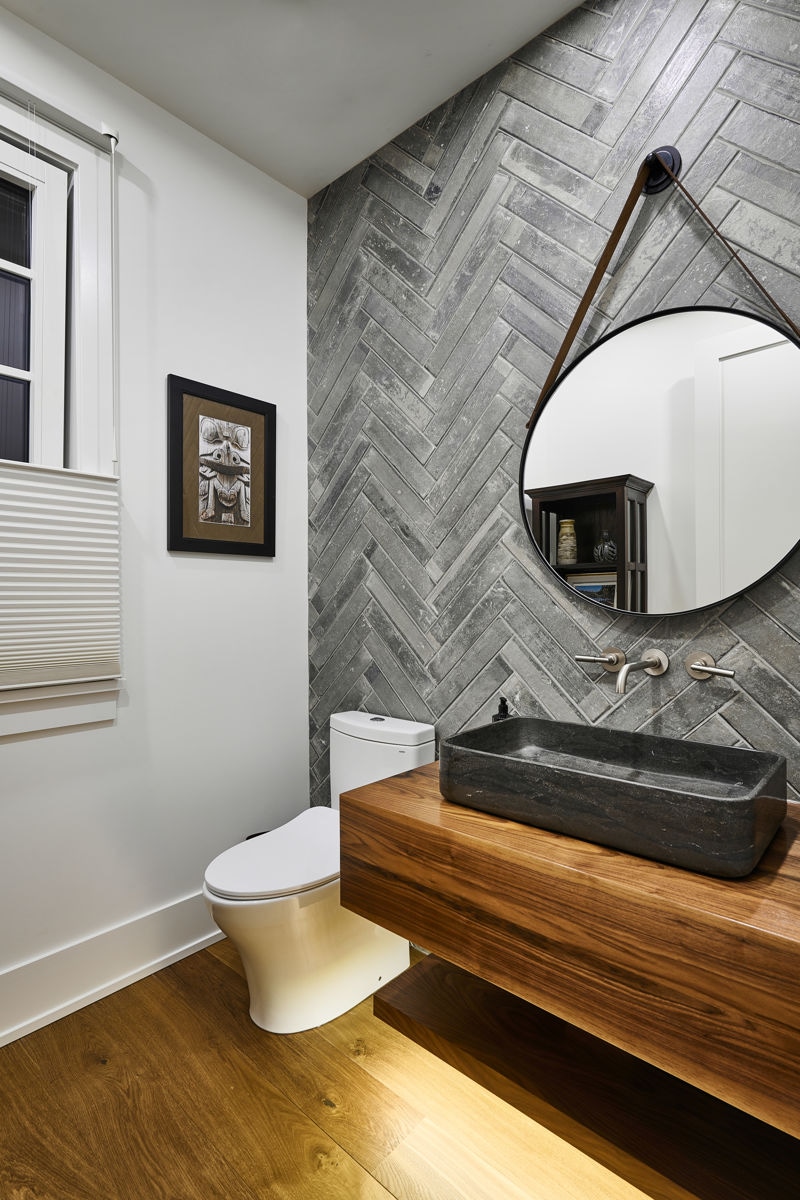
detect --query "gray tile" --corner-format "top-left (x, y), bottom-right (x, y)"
top-left (361, 225), bottom-right (435, 291)
top-left (430, 535), bottom-right (513, 636)
top-left (425, 385), bottom-right (511, 500)
top-left (502, 97), bottom-right (608, 175)
top-left (364, 597), bottom-right (435, 697)
top-left (721, 102), bottom-right (800, 177)
top-left (363, 627), bottom-right (432, 716)
top-left (424, 141), bottom-right (513, 277)
top-left (311, 533), bottom-right (374, 618)
top-left (721, 3), bottom-right (800, 71)
top-left (309, 490), bottom-right (371, 595)
top-left (501, 61), bottom-right (610, 134)
top-left (308, 0), bottom-right (800, 803)
top-left (427, 231), bottom-right (513, 357)
top-left (425, 428), bottom-right (513, 547)
top-left (362, 411), bottom-right (436, 499)
top-left (427, 583), bottom-right (513, 683)
top-left (595, 2), bottom-right (734, 153)
top-left (362, 286), bottom-right (436, 364)
top-left (426, 619), bottom-right (513, 712)
top-left (594, 0), bottom-right (707, 107)
top-left (720, 52), bottom-right (800, 123)
top-left (435, 655), bottom-right (515, 740)
top-left (428, 471), bottom-right (513, 584)
top-left (514, 34), bottom-right (608, 93)
top-left (364, 569), bottom-right (438, 663)
top-left (361, 321), bottom-right (435, 398)
top-left (365, 541), bottom-right (436, 632)
top-left (501, 145), bottom-right (610, 218)
top-left (359, 352), bottom-right (434, 428)
top-left (372, 141), bottom-right (435, 194)
top-left (362, 500), bottom-right (434, 600)
top-left (503, 180), bottom-right (609, 261)
top-left (362, 164), bottom-right (434, 229)
top-left (422, 316), bottom-right (513, 443)
top-left (719, 152), bottom-right (800, 228)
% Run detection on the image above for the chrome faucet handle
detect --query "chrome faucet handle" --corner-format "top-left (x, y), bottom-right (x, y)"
top-left (574, 647), bottom-right (626, 674)
top-left (685, 652), bottom-right (735, 681)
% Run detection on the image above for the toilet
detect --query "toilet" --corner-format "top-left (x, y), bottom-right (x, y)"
top-left (202, 711), bottom-right (435, 1033)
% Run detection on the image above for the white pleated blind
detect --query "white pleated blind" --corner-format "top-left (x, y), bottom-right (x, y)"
top-left (0, 461), bottom-right (121, 689)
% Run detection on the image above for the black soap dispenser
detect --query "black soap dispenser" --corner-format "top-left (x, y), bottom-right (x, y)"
top-left (492, 696), bottom-right (510, 722)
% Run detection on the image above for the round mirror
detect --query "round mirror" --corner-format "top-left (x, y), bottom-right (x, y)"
top-left (520, 307), bottom-right (800, 616)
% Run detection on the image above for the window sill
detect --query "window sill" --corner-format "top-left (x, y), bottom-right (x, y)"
top-left (0, 678), bottom-right (121, 737)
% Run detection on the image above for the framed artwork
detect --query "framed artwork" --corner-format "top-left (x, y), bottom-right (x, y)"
top-left (167, 375), bottom-right (276, 556)
top-left (567, 572), bottom-right (617, 607)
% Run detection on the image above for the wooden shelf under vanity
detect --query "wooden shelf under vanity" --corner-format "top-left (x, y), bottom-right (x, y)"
top-left (339, 763), bottom-right (800, 1149)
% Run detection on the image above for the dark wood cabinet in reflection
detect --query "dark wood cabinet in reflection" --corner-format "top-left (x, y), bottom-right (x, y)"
top-left (524, 474), bottom-right (653, 612)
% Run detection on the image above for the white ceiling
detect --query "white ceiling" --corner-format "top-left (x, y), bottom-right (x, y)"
top-left (2, 0), bottom-right (577, 196)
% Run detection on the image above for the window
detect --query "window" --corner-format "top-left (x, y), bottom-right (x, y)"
top-left (0, 138), bottom-right (68, 466)
top-left (0, 86), bottom-right (119, 733)
top-left (0, 90), bottom-right (115, 476)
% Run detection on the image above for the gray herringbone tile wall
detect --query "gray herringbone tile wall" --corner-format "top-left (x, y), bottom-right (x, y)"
top-left (307, 0), bottom-right (800, 806)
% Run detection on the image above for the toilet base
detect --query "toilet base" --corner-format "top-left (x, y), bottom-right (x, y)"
top-left (203, 878), bottom-right (409, 1034)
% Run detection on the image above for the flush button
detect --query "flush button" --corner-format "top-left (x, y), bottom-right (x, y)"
top-left (369, 716), bottom-right (385, 722)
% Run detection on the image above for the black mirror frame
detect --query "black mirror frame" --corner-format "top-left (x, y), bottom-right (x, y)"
top-left (518, 305), bottom-right (800, 619)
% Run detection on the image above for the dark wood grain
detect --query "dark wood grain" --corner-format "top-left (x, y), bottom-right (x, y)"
top-left (339, 762), bottom-right (800, 1137)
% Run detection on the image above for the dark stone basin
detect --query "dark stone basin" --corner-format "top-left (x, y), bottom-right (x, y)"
top-left (438, 717), bottom-right (787, 877)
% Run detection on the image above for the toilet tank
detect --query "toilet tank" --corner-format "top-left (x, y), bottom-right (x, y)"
top-left (329, 711), bottom-right (435, 809)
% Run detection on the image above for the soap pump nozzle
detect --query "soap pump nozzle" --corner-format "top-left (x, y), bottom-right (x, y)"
top-left (492, 696), bottom-right (510, 722)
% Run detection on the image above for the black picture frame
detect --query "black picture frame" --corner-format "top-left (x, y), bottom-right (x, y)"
top-left (167, 375), bottom-right (276, 556)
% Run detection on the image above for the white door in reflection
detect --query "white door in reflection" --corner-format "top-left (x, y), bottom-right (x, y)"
top-left (694, 327), bottom-right (797, 607)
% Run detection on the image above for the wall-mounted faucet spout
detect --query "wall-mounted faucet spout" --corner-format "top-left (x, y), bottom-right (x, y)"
top-left (616, 649), bottom-right (669, 695)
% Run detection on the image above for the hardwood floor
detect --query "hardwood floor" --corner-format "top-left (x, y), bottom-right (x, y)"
top-left (0, 941), bottom-right (789, 1199)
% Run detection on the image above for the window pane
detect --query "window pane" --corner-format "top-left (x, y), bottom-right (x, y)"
top-left (0, 376), bottom-right (30, 461)
top-left (0, 269), bottom-right (30, 370)
top-left (0, 177), bottom-right (30, 267)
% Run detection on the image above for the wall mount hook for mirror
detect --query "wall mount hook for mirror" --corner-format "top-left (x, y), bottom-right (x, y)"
top-left (616, 649), bottom-right (669, 695)
top-left (643, 146), bottom-right (682, 193)
top-left (574, 647), bottom-right (626, 674)
top-left (685, 653), bottom-right (736, 681)
top-left (525, 145), bottom-right (800, 430)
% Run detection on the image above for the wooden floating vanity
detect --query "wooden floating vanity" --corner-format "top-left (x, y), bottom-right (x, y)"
top-left (339, 763), bottom-right (800, 1148)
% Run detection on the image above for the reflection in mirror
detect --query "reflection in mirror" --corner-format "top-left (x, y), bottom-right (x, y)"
top-left (520, 308), bottom-right (800, 616)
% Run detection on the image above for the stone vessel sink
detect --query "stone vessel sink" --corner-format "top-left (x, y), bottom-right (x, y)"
top-left (438, 717), bottom-right (787, 877)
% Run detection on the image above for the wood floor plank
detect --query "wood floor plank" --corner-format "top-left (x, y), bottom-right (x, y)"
top-left (376, 1116), bottom-right (662, 1200)
top-left (1, 1001), bottom-right (263, 1200)
top-left (0, 1039), bottom-right (115, 1200)
top-left (6, 942), bottom-right (792, 1200)
top-left (320, 992), bottom-right (699, 1200)
top-left (158, 943), bottom-right (424, 1175)
top-left (107, 971), bottom-right (393, 1199)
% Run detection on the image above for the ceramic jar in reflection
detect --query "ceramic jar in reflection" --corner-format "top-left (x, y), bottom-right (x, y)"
top-left (556, 518), bottom-right (577, 566)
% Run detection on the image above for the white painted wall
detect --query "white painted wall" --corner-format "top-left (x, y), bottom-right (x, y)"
top-left (0, 8), bottom-right (309, 1044)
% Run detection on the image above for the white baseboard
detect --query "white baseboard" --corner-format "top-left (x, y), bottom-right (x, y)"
top-left (0, 891), bottom-right (222, 1047)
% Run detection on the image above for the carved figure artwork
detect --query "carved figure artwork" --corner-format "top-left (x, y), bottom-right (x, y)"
top-left (198, 415), bottom-right (251, 526)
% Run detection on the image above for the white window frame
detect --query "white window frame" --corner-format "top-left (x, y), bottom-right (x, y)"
top-left (0, 93), bottom-right (115, 476)
top-left (0, 138), bottom-right (68, 465)
top-left (0, 87), bottom-right (119, 735)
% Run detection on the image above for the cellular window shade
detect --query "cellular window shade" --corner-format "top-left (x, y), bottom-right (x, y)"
top-left (0, 461), bottom-right (120, 689)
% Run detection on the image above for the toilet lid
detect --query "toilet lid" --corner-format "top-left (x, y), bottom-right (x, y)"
top-left (204, 806), bottom-right (340, 900)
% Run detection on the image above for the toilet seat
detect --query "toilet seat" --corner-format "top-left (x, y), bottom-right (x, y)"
top-left (204, 806), bottom-right (340, 901)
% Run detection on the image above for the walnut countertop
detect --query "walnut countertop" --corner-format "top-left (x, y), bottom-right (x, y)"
top-left (340, 762), bottom-right (800, 1138)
